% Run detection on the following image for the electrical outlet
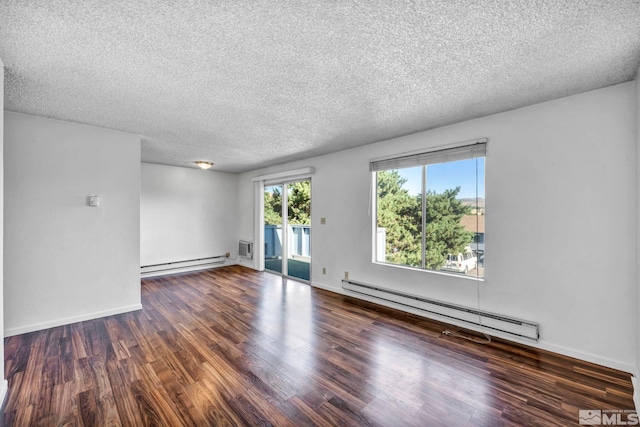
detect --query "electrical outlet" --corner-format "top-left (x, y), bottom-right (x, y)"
top-left (344, 271), bottom-right (349, 280)
top-left (225, 252), bottom-right (230, 258)
top-left (322, 267), bottom-right (326, 275)
top-left (320, 217), bottom-right (326, 225)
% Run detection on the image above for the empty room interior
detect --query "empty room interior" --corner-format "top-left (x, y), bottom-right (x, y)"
top-left (1, 1), bottom-right (640, 426)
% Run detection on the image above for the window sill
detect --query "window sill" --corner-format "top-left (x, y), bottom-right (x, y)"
top-left (373, 261), bottom-right (485, 282)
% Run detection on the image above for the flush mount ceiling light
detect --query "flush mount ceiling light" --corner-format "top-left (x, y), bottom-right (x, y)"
top-left (195, 161), bottom-right (213, 170)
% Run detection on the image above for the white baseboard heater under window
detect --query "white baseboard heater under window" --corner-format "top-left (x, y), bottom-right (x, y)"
top-left (141, 255), bottom-right (226, 277)
top-left (342, 279), bottom-right (539, 342)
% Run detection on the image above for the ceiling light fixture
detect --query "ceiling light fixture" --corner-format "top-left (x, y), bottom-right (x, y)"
top-left (195, 161), bottom-right (213, 170)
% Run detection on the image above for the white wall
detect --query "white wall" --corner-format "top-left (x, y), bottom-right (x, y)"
top-left (635, 68), bottom-right (640, 406)
top-left (238, 82), bottom-right (637, 372)
top-left (4, 112), bottom-right (142, 336)
top-left (141, 163), bottom-right (238, 270)
top-left (0, 56), bottom-right (8, 403)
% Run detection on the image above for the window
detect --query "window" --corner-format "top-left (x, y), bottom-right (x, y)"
top-left (372, 140), bottom-right (486, 278)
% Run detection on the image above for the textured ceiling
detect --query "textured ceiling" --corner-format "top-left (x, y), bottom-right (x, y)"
top-left (1, 1), bottom-right (640, 173)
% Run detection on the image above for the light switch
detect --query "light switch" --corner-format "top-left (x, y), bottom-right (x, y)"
top-left (320, 217), bottom-right (326, 225)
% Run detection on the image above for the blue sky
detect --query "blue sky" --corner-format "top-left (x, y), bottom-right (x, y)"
top-left (396, 158), bottom-right (485, 199)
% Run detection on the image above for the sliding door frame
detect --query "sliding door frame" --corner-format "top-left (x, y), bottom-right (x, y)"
top-left (252, 167), bottom-right (315, 280)
top-left (262, 178), bottom-right (312, 283)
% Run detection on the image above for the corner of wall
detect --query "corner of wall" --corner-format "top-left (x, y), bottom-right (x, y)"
top-left (0, 53), bottom-right (7, 405)
top-left (635, 66), bottom-right (640, 411)
top-left (634, 376), bottom-right (640, 414)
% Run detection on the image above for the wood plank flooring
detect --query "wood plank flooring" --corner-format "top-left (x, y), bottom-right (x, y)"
top-left (3, 265), bottom-right (635, 426)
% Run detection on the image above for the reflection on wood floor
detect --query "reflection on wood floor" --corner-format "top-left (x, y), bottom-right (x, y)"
top-left (3, 265), bottom-right (634, 426)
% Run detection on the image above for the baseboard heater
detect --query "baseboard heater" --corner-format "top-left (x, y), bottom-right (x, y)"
top-left (342, 279), bottom-right (539, 341)
top-left (141, 255), bottom-right (227, 277)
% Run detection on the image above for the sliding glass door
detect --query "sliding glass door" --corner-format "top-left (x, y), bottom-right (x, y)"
top-left (264, 180), bottom-right (311, 282)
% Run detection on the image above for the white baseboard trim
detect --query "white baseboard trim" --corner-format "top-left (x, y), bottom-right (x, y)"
top-left (4, 303), bottom-right (143, 337)
top-left (633, 375), bottom-right (640, 412)
top-left (311, 281), bottom-right (342, 293)
top-left (0, 379), bottom-right (8, 411)
top-left (238, 258), bottom-right (257, 270)
top-left (534, 342), bottom-right (634, 375)
top-left (312, 280), bottom-right (634, 374)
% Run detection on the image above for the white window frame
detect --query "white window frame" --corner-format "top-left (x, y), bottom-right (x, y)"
top-left (371, 138), bottom-right (486, 278)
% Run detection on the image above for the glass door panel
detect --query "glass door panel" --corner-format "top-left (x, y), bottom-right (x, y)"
top-left (286, 180), bottom-right (311, 281)
top-left (264, 184), bottom-right (284, 275)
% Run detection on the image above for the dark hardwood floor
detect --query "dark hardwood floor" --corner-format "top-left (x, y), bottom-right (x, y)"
top-left (3, 265), bottom-right (635, 426)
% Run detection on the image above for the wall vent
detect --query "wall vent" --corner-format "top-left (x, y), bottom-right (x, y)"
top-left (239, 240), bottom-right (253, 259)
